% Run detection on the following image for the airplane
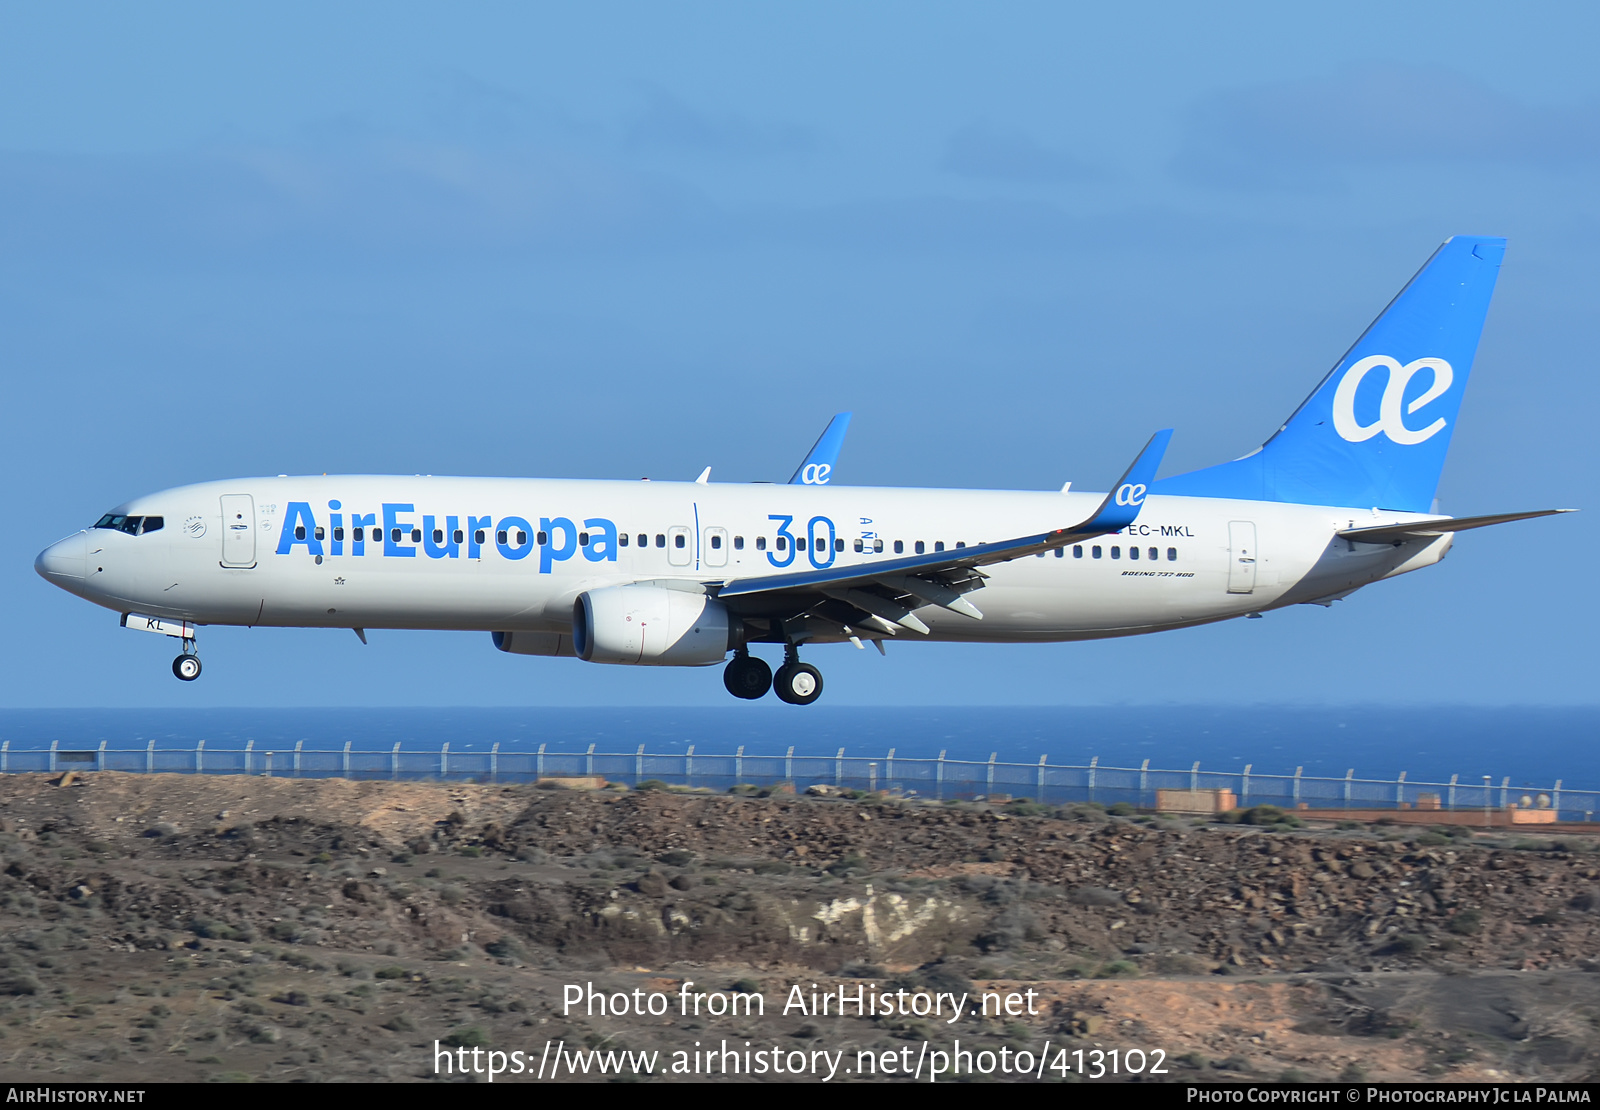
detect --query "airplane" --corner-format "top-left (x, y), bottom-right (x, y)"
top-left (34, 236), bottom-right (1570, 705)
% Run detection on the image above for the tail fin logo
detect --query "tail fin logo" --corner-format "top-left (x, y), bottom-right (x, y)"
top-left (1331, 355), bottom-right (1455, 445)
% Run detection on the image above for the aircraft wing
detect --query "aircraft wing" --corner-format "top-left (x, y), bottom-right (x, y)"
top-left (1337, 508), bottom-right (1573, 545)
top-left (788, 413), bottom-right (852, 485)
top-left (716, 430), bottom-right (1172, 634)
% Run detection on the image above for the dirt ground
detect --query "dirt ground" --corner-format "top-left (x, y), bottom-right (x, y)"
top-left (0, 771), bottom-right (1597, 1083)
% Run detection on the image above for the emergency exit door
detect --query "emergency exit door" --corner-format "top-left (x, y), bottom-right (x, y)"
top-left (1227, 521), bottom-right (1257, 594)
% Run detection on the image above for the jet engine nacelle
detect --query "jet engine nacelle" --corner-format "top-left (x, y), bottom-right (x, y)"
top-left (573, 585), bottom-right (734, 666)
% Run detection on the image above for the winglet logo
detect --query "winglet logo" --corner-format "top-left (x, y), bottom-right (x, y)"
top-left (799, 463), bottom-right (832, 485)
top-left (1331, 356), bottom-right (1455, 445)
top-left (1114, 483), bottom-right (1147, 507)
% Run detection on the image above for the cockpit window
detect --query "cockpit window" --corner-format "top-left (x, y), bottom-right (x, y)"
top-left (93, 514), bottom-right (163, 536)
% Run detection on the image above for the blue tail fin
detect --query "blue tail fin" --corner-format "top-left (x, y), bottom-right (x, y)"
top-left (1153, 236), bottom-right (1505, 512)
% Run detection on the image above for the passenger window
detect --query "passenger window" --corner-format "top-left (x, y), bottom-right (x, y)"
top-left (410, 528), bottom-right (422, 543)
top-left (756, 537), bottom-right (767, 551)
top-left (894, 540), bottom-right (904, 554)
top-left (734, 536), bottom-right (744, 550)
top-left (1167, 547), bottom-right (1177, 561)
top-left (579, 532), bottom-right (590, 547)
top-left (934, 541), bottom-right (945, 552)
top-left (333, 527), bottom-right (345, 542)
top-left (1092, 546), bottom-right (1102, 559)
top-left (453, 529), bottom-right (464, 544)
top-left (710, 535), bottom-right (721, 549)
top-left (1054, 547), bottom-right (1063, 558)
top-left (873, 539), bottom-right (883, 552)
top-left (1111, 546), bottom-right (1121, 559)
top-left (473, 529), bottom-right (485, 545)
top-left (637, 534), bottom-right (647, 547)
top-left (776, 536), bottom-right (787, 551)
top-left (915, 541), bottom-right (925, 554)
top-left (1073, 545), bottom-right (1083, 558)
top-left (497, 530), bottom-right (507, 544)
top-left (516, 530), bottom-right (527, 546)
top-left (955, 541), bottom-right (965, 549)
top-left (295, 526), bottom-right (306, 541)
top-left (854, 539), bottom-right (863, 553)
top-left (391, 528), bottom-right (403, 543)
top-left (537, 531), bottom-right (548, 545)
top-left (1129, 546), bottom-right (1139, 560)
top-left (797, 537), bottom-right (807, 551)
top-left (834, 538), bottom-right (843, 552)
top-left (619, 533), bottom-right (629, 547)
top-left (314, 526), bottom-right (325, 541)
top-left (674, 534), bottom-right (685, 549)
top-left (354, 528), bottom-right (365, 542)
top-left (1149, 547), bottom-right (1158, 561)
top-left (432, 529), bottom-right (444, 544)
top-left (656, 534), bottom-right (666, 548)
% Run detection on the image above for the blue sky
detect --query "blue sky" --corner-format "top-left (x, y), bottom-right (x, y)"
top-left (4, 2), bottom-right (1597, 707)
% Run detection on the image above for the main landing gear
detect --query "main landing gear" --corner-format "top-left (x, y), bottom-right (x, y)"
top-left (172, 639), bottom-right (202, 682)
top-left (722, 645), bottom-right (824, 705)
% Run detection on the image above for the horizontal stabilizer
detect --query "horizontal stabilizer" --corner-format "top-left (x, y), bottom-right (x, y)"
top-left (1338, 509), bottom-right (1574, 545)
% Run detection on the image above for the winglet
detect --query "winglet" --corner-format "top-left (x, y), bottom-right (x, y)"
top-left (1075, 429), bottom-right (1173, 535)
top-left (789, 412), bottom-right (852, 485)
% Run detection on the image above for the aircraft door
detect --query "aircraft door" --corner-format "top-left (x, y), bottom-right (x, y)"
top-left (667, 525), bottom-right (692, 567)
top-left (703, 526), bottom-right (728, 568)
top-left (220, 495), bottom-right (257, 567)
top-left (1227, 521), bottom-right (1257, 594)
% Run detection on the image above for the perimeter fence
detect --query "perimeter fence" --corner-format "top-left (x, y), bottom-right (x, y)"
top-left (3, 739), bottom-right (1595, 823)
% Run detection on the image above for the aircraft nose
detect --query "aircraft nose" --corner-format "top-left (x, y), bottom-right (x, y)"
top-left (35, 532), bottom-right (87, 584)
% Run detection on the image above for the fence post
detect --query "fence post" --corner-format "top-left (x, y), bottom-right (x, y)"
top-left (869, 763), bottom-right (877, 793)
top-left (936, 750), bottom-right (946, 800)
top-left (785, 746), bottom-right (794, 783)
top-left (243, 740), bottom-right (252, 776)
top-left (1242, 764), bottom-right (1252, 805)
top-left (835, 748), bottom-right (844, 787)
top-left (1191, 761), bottom-right (1200, 793)
top-left (391, 742), bottom-right (401, 780)
top-left (1040, 755), bottom-right (1049, 803)
top-left (1139, 758), bottom-right (1149, 807)
top-left (1553, 779), bottom-right (1562, 816)
top-left (736, 745), bottom-right (744, 784)
top-left (1, 740), bottom-right (7, 773)
top-left (1088, 755), bottom-right (1098, 801)
top-left (1501, 776), bottom-right (1510, 811)
top-left (49, 740), bottom-right (57, 774)
top-left (97, 740), bottom-right (107, 774)
top-left (490, 742), bottom-right (499, 783)
top-left (264, 751), bottom-right (273, 778)
top-left (1395, 770), bottom-right (1406, 807)
top-left (1448, 773), bottom-right (1458, 810)
top-left (537, 743), bottom-right (545, 778)
top-left (1344, 769), bottom-right (1354, 808)
top-left (146, 738), bottom-right (155, 774)
top-left (294, 740), bottom-right (303, 778)
top-left (1293, 766), bottom-right (1302, 807)
top-left (342, 741), bottom-right (352, 779)
top-left (440, 742), bottom-right (449, 778)
top-left (637, 744), bottom-right (645, 783)
top-left (987, 752), bottom-right (997, 797)
top-left (196, 739), bottom-right (205, 775)
top-left (686, 745), bottom-right (695, 787)
top-left (586, 743), bottom-right (595, 777)
top-left (887, 748), bottom-right (896, 792)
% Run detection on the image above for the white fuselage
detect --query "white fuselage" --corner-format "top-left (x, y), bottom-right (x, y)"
top-left (37, 475), bottom-right (1450, 646)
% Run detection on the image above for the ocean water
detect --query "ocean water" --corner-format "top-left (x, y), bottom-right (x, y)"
top-left (0, 705), bottom-right (1592, 790)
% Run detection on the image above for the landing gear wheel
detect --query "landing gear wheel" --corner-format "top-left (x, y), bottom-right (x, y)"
top-left (172, 654), bottom-right (202, 681)
top-left (723, 653), bottom-right (772, 700)
top-left (773, 661), bottom-right (823, 706)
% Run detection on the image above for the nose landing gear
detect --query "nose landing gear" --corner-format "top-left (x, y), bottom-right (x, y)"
top-left (172, 639), bottom-right (202, 682)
